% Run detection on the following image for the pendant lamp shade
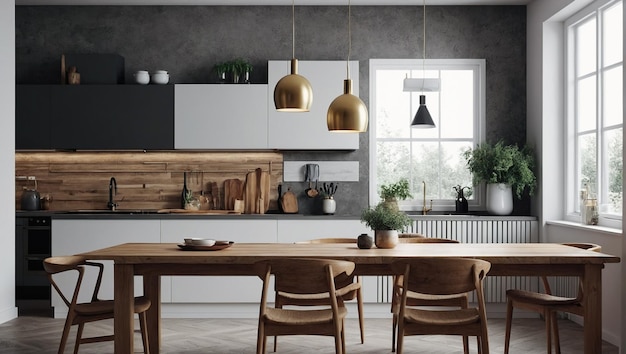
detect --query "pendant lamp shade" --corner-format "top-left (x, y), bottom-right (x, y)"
top-left (327, 79), bottom-right (368, 132)
top-left (274, 59), bottom-right (313, 112)
top-left (273, 0), bottom-right (313, 112)
top-left (327, 0), bottom-right (368, 133)
top-left (411, 95), bottom-right (435, 128)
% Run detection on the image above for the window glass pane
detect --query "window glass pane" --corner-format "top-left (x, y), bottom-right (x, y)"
top-left (376, 70), bottom-right (411, 139)
top-left (578, 133), bottom-right (597, 192)
top-left (440, 70), bottom-right (474, 139)
top-left (603, 2), bottom-right (623, 67)
top-left (604, 66), bottom-right (623, 127)
top-left (577, 75), bottom-right (597, 132)
top-left (604, 127), bottom-right (623, 214)
top-left (576, 18), bottom-right (597, 77)
top-left (409, 142), bottom-right (440, 201)
top-left (376, 141), bottom-right (411, 192)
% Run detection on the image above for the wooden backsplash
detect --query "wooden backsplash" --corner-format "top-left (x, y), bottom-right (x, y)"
top-left (15, 151), bottom-right (283, 211)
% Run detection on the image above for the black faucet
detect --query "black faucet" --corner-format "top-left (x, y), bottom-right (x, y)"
top-left (107, 177), bottom-right (118, 210)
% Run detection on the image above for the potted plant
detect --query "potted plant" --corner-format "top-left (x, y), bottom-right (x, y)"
top-left (213, 62), bottom-right (228, 83)
top-left (360, 202), bottom-right (412, 249)
top-left (226, 58), bottom-right (253, 83)
top-left (379, 178), bottom-right (412, 210)
top-left (462, 141), bottom-right (536, 215)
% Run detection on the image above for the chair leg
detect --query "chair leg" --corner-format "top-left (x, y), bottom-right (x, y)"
top-left (396, 321), bottom-right (404, 354)
top-left (139, 312), bottom-right (150, 354)
top-left (462, 335), bottom-right (469, 354)
top-left (545, 309), bottom-right (552, 354)
top-left (73, 322), bottom-right (85, 354)
top-left (480, 330), bottom-right (489, 354)
top-left (357, 288), bottom-right (365, 344)
top-left (341, 318), bottom-right (346, 354)
top-left (504, 298), bottom-right (514, 354)
top-left (391, 312), bottom-right (397, 352)
top-left (334, 321), bottom-right (343, 354)
top-left (57, 314), bottom-right (74, 354)
top-left (256, 320), bottom-right (265, 354)
top-left (552, 311), bottom-right (561, 354)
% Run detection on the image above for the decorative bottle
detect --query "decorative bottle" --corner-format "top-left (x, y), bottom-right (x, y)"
top-left (181, 171), bottom-right (189, 209)
top-left (455, 186), bottom-right (469, 214)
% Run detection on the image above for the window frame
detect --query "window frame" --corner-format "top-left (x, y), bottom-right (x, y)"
top-left (564, 0), bottom-right (623, 228)
top-left (368, 58), bottom-right (486, 211)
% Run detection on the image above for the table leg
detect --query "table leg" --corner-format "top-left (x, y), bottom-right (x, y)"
top-left (583, 264), bottom-right (602, 354)
top-left (144, 273), bottom-right (161, 354)
top-left (114, 263), bottom-right (135, 354)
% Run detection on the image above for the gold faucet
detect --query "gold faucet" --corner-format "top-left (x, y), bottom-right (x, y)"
top-left (422, 181), bottom-right (433, 215)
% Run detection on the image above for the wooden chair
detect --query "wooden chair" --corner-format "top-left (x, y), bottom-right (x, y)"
top-left (281, 238), bottom-right (364, 347)
top-left (254, 258), bottom-right (355, 354)
top-left (44, 255), bottom-right (151, 354)
top-left (392, 236), bottom-right (470, 353)
top-left (391, 258), bottom-right (491, 354)
top-left (504, 243), bottom-right (602, 354)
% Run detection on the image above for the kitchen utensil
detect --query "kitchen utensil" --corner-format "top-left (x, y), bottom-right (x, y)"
top-left (224, 178), bottom-right (243, 210)
top-left (255, 168), bottom-right (263, 214)
top-left (280, 188), bottom-right (298, 214)
top-left (234, 199), bottom-right (244, 213)
top-left (277, 184), bottom-right (283, 213)
top-left (305, 164), bottom-right (319, 198)
top-left (244, 170), bottom-right (257, 214)
top-left (184, 238), bottom-right (216, 247)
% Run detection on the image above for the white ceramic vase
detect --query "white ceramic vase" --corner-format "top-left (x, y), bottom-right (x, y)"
top-left (374, 229), bottom-right (399, 249)
top-left (486, 183), bottom-right (513, 215)
top-left (322, 197), bottom-right (336, 214)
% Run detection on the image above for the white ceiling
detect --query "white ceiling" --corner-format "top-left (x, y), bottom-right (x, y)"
top-left (15, 0), bottom-right (532, 5)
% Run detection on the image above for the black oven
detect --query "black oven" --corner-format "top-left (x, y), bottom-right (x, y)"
top-left (15, 215), bottom-right (52, 316)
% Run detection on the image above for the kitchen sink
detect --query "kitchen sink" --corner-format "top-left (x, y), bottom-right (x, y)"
top-left (64, 209), bottom-right (161, 215)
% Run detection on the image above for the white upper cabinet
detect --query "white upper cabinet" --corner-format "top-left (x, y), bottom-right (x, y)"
top-left (268, 60), bottom-right (360, 150)
top-left (175, 84), bottom-right (268, 149)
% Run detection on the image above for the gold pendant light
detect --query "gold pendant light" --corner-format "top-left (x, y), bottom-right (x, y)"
top-left (410, 0), bottom-right (436, 129)
top-left (274, 0), bottom-right (313, 112)
top-left (327, 0), bottom-right (368, 133)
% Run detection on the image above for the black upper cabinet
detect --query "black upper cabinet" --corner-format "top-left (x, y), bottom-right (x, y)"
top-left (16, 85), bottom-right (174, 150)
top-left (16, 85), bottom-right (52, 149)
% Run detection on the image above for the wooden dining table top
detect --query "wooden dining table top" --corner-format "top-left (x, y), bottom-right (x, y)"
top-left (78, 242), bottom-right (620, 266)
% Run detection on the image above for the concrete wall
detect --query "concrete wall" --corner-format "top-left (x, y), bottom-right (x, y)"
top-left (0, 1), bottom-right (17, 324)
top-left (15, 5), bottom-right (527, 216)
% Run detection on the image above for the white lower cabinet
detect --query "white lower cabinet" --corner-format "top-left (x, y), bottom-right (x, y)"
top-left (160, 219), bottom-right (277, 303)
top-left (50, 219), bottom-right (162, 317)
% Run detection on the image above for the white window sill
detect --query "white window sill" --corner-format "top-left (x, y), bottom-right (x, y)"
top-left (546, 220), bottom-right (622, 236)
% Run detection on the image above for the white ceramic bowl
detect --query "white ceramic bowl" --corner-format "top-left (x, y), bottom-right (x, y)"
top-left (184, 238), bottom-right (216, 247)
top-left (151, 72), bottom-right (169, 84)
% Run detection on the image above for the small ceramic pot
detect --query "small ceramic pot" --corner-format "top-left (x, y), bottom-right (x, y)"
top-left (375, 229), bottom-right (399, 249)
top-left (134, 70), bottom-right (150, 85)
top-left (357, 234), bottom-right (373, 249)
top-left (322, 197), bottom-right (336, 214)
top-left (151, 71), bottom-right (169, 85)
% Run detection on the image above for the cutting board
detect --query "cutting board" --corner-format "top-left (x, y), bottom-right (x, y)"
top-left (224, 178), bottom-right (243, 210)
top-left (280, 188), bottom-right (298, 214)
top-left (243, 168), bottom-right (270, 214)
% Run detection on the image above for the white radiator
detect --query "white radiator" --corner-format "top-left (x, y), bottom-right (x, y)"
top-left (376, 216), bottom-right (539, 303)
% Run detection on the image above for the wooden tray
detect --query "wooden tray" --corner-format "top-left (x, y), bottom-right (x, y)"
top-left (177, 241), bottom-right (234, 251)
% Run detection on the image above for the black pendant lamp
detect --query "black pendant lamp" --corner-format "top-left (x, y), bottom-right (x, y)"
top-left (327, 0), bottom-right (368, 133)
top-left (411, 95), bottom-right (435, 128)
top-left (411, 0), bottom-right (436, 129)
top-left (274, 0), bottom-right (313, 112)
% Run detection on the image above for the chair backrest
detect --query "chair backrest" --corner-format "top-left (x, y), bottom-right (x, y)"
top-left (563, 242), bottom-right (601, 252)
top-left (391, 258), bottom-right (491, 296)
top-left (541, 243), bottom-right (602, 298)
top-left (44, 255), bottom-right (104, 308)
top-left (398, 237), bottom-right (459, 244)
top-left (298, 238), bottom-right (357, 244)
top-left (255, 258), bottom-right (355, 295)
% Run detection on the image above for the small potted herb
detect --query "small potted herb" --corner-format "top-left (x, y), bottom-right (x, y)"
top-left (360, 202), bottom-right (412, 249)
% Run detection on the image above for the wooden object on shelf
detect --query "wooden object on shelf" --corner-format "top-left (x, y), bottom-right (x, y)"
top-left (280, 188), bottom-right (298, 214)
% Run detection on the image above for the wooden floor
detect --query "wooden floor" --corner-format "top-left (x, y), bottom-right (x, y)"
top-left (0, 316), bottom-right (619, 353)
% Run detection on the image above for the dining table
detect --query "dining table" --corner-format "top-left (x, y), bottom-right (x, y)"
top-left (77, 242), bottom-right (620, 354)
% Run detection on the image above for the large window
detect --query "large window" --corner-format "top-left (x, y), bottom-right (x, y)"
top-left (565, 0), bottom-right (623, 227)
top-left (369, 59), bottom-right (486, 211)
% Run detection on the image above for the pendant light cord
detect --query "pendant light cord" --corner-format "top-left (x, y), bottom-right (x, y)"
top-left (421, 0), bottom-right (426, 91)
top-left (346, 0), bottom-right (352, 80)
top-left (291, 0), bottom-right (295, 59)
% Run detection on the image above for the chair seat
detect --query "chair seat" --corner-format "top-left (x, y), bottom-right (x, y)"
top-left (404, 308), bottom-right (480, 326)
top-left (264, 306), bottom-right (347, 325)
top-left (74, 296), bottom-right (151, 316)
top-left (506, 289), bottom-right (578, 306)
